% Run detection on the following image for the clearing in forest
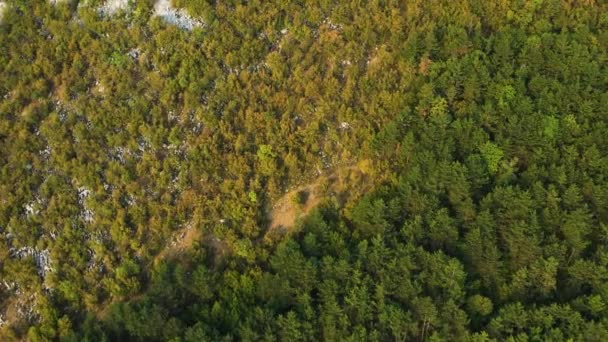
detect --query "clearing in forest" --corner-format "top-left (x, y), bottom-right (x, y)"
top-left (153, 161), bottom-right (373, 259)
top-left (153, 223), bottom-right (229, 267)
top-left (153, 223), bottom-right (202, 264)
top-left (265, 161), bottom-right (372, 239)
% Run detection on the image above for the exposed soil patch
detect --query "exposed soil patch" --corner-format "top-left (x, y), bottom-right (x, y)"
top-left (265, 161), bottom-right (372, 240)
top-left (269, 183), bottom-right (321, 231)
top-left (153, 223), bottom-right (231, 270)
top-left (154, 223), bottom-right (202, 264)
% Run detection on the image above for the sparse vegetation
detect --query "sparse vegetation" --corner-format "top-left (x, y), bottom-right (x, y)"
top-left (1, 0), bottom-right (608, 340)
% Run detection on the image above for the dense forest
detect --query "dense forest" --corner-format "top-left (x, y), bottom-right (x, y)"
top-left (1, 0), bottom-right (608, 340)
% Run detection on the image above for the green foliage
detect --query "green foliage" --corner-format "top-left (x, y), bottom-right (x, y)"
top-left (256, 145), bottom-right (276, 161)
top-left (349, 196), bottom-right (389, 239)
top-left (111, 259), bottom-right (141, 297)
top-left (109, 51), bottom-right (128, 68)
top-left (543, 116), bottom-right (559, 140)
top-left (479, 142), bottom-right (504, 174)
top-left (248, 191), bottom-right (257, 204)
top-left (467, 295), bottom-right (494, 317)
top-left (1, 0), bottom-right (608, 341)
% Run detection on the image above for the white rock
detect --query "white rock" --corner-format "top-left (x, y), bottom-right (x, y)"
top-left (77, 186), bottom-right (95, 223)
top-left (40, 145), bottom-right (52, 159)
top-left (82, 208), bottom-right (94, 223)
top-left (58, 111), bottom-right (67, 122)
top-left (98, 0), bottom-right (130, 16)
top-left (78, 187), bottom-right (91, 202)
top-left (10, 247), bottom-right (53, 277)
top-left (137, 137), bottom-right (150, 152)
top-left (322, 18), bottom-right (342, 31)
top-left (24, 197), bottom-right (43, 217)
top-left (112, 146), bottom-right (129, 164)
top-left (127, 48), bottom-right (140, 60)
top-left (24, 203), bottom-right (39, 217)
top-left (339, 122), bottom-right (351, 130)
top-left (154, 0), bottom-right (203, 30)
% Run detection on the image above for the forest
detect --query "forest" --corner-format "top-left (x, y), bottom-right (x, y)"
top-left (1, 0), bottom-right (608, 340)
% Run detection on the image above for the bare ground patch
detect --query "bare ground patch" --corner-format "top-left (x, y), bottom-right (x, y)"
top-left (153, 223), bottom-right (202, 264)
top-left (265, 161), bottom-right (373, 241)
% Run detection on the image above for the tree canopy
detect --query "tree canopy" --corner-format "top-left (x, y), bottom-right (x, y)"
top-left (1, 0), bottom-right (608, 340)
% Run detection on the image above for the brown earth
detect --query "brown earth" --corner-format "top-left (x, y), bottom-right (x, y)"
top-left (265, 161), bottom-right (373, 241)
top-left (153, 223), bottom-right (202, 265)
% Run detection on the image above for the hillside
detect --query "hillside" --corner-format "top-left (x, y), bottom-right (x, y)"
top-left (1, 0), bottom-right (608, 340)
